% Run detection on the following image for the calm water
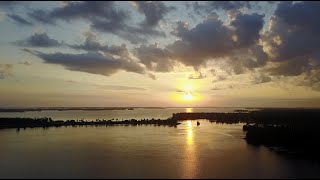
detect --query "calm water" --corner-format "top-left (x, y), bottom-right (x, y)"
top-left (1, 108), bottom-right (320, 178)
top-left (0, 107), bottom-right (255, 120)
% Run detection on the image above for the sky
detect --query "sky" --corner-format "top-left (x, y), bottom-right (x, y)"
top-left (1, 1), bottom-right (320, 108)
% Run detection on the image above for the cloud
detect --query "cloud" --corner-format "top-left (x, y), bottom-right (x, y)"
top-left (211, 87), bottom-right (223, 90)
top-left (14, 32), bottom-right (62, 47)
top-left (251, 72), bottom-right (272, 84)
top-left (23, 49), bottom-right (155, 80)
top-left (126, 11), bottom-right (265, 77)
top-left (212, 74), bottom-right (228, 83)
top-left (7, 14), bottom-right (33, 26)
top-left (189, 72), bottom-right (206, 79)
top-left (133, 43), bottom-right (175, 72)
top-left (96, 84), bottom-right (147, 91)
top-left (28, 1), bottom-right (166, 44)
top-left (91, 17), bottom-right (166, 44)
top-left (0, 64), bottom-right (13, 79)
top-left (297, 69), bottom-right (320, 91)
top-left (69, 31), bottom-right (131, 58)
top-left (68, 32), bottom-right (159, 79)
top-left (19, 61), bottom-right (32, 66)
top-left (0, 1), bottom-right (20, 9)
top-left (209, 69), bottom-right (217, 76)
top-left (167, 12), bottom-right (264, 69)
top-left (263, 2), bottom-right (320, 63)
top-left (206, 1), bottom-right (252, 11)
top-left (231, 13), bottom-right (264, 47)
top-left (69, 32), bottom-right (110, 52)
top-left (191, 1), bottom-right (252, 15)
top-left (28, 10), bottom-right (56, 25)
top-left (147, 73), bottom-right (156, 80)
top-left (168, 17), bottom-right (234, 68)
top-left (260, 2), bottom-right (320, 89)
top-left (132, 1), bottom-right (175, 27)
top-left (28, 1), bottom-right (125, 24)
top-left (211, 83), bottom-right (237, 91)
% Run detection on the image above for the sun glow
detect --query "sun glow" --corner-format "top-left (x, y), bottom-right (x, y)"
top-left (170, 80), bottom-right (205, 104)
top-left (183, 92), bottom-right (193, 101)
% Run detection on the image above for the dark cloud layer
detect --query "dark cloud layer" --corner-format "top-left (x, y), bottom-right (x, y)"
top-left (207, 1), bottom-right (252, 11)
top-left (0, 1), bottom-right (19, 9)
top-left (168, 17), bottom-right (234, 68)
top-left (192, 1), bottom-right (252, 15)
top-left (133, 11), bottom-right (265, 74)
top-left (69, 33), bottom-right (110, 52)
top-left (28, 1), bottom-right (166, 44)
top-left (28, 1), bottom-right (125, 25)
top-left (134, 43), bottom-right (175, 72)
top-left (24, 49), bottom-right (145, 76)
top-left (6, 1), bottom-right (320, 91)
top-left (231, 13), bottom-right (264, 47)
top-left (132, 1), bottom-right (175, 27)
top-left (69, 32), bottom-right (132, 62)
top-left (167, 12), bottom-right (264, 70)
top-left (14, 32), bottom-right (62, 47)
top-left (261, 2), bottom-right (320, 89)
top-left (23, 49), bottom-right (156, 80)
top-left (7, 14), bottom-right (33, 26)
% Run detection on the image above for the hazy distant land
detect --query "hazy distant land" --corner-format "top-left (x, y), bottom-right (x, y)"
top-left (0, 107), bottom-right (167, 112)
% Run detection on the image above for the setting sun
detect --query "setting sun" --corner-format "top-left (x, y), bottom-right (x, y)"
top-left (183, 92), bottom-right (193, 101)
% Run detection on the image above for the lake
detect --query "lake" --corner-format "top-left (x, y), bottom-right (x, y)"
top-left (0, 108), bottom-right (320, 178)
top-left (0, 107), bottom-right (256, 120)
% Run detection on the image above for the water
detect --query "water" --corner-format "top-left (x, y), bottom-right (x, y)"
top-left (1, 108), bottom-right (320, 178)
top-left (0, 107), bottom-right (254, 120)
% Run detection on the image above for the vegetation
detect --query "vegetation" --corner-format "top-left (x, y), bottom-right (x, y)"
top-left (0, 117), bottom-right (180, 129)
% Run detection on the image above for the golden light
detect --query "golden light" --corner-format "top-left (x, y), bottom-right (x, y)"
top-left (187, 120), bottom-right (193, 145)
top-left (185, 107), bottom-right (193, 113)
top-left (183, 84), bottom-right (193, 91)
top-left (169, 79), bottom-right (205, 104)
top-left (183, 120), bottom-right (198, 178)
top-left (183, 92), bottom-right (193, 101)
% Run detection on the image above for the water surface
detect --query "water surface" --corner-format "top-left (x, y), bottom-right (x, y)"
top-left (0, 107), bottom-right (255, 120)
top-left (1, 120), bottom-right (319, 178)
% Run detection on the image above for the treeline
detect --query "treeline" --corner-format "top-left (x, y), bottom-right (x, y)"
top-left (242, 108), bottom-right (320, 161)
top-left (171, 112), bottom-right (253, 123)
top-left (0, 117), bottom-right (180, 130)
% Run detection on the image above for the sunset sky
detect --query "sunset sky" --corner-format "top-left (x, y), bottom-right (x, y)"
top-left (1, 1), bottom-right (320, 107)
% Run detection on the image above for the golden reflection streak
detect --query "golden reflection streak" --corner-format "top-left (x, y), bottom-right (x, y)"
top-left (182, 120), bottom-right (198, 178)
top-left (187, 121), bottom-right (193, 145)
top-left (185, 107), bottom-right (193, 113)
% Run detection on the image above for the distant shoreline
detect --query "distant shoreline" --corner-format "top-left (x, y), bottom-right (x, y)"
top-left (0, 107), bottom-right (166, 112)
top-left (1, 107), bottom-right (319, 113)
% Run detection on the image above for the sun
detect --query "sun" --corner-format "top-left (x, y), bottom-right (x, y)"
top-left (183, 92), bottom-right (193, 101)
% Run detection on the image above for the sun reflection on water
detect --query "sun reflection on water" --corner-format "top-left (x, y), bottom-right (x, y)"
top-left (187, 121), bottom-right (193, 145)
top-left (185, 108), bottom-right (193, 113)
top-left (182, 120), bottom-right (198, 178)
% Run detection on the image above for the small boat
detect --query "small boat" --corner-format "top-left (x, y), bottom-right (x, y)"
top-left (127, 108), bottom-right (134, 110)
top-left (197, 121), bottom-right (200, 126)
